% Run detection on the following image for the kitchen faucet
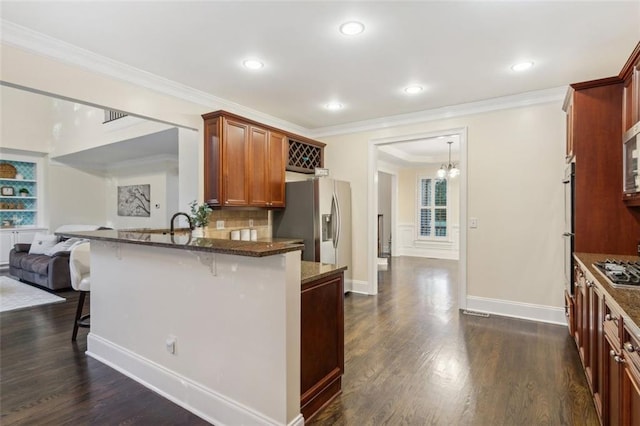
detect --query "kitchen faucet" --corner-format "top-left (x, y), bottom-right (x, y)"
top-left (170, 212), bottom-right (194, 235)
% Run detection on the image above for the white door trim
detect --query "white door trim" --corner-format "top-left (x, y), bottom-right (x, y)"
top-left (368, 127), bottom-right (468, 310)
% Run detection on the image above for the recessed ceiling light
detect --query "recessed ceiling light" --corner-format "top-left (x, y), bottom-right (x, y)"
top-left (404, 85), bottom-right (423, 94)
top-left (242, 59), bottom-right (264, 70)
top-left (511, 61), bottom-right (534, 72)
top-left (325, 102), bottom-right (344, 111)
top-left (339, 21), bottom-right (365, 36)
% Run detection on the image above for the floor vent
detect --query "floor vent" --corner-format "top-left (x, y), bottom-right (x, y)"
top-left (462, 310), bottom-right (490, 318)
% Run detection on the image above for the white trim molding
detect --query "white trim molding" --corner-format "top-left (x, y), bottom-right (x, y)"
top-left (466, 296), bottom-right (566, 325)
top-left (396, 223), bottom-right (459, 260)
top-left (311, 86), bottom-right (567, 138)
top-left (1, 19), bottom-right (566, 139)
top-left (0, 20), bottom-right (308, 136)
top-left (87, 334), bottom-right (295, 426)
top-left (350, 279), bottom-right (373, 295)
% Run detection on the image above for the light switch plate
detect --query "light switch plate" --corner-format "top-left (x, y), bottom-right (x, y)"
top-left (216, 220), bottom-right (224, 230)
top-left (470, 218), bottom-right (478, 229)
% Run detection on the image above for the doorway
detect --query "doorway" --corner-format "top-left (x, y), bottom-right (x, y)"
top-left (368, 128), bottom-right (468, 310)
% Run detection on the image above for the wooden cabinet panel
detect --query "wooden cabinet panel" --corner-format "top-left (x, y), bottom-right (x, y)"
top-left (268, 131), bottom-right (287, 208)
top-left (604, 333), bottom-right (622, 426)
top-left (248, 126), bottom-right (268, 206)
top-left (621, 363), bottom-right (640, 426)
top-left (300, 273), bottom-right (344, 421)
top-left (566, 289), bottom-right (575, 337)
top-left (621, 43), bottom-right (640, 133)
top-left (222, 118), bottom-right (250, 206)
top-left (203, 117), bottom-right (222, 206)
top-left (589, 282), bottom-right (603, 414)
top-left (568, 80), bottom-right (640, 255)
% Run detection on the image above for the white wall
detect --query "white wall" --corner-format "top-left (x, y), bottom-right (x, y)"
top-left (105, 161), bottom-right (179, 229)
top-left (322, 101), bottom-right (566, 316)
top-left (51, 103), bottom-right (176, 158)
top-left (1, 85), bottom-right (52, 153)
top-left (47, 162), bottom-right (107, 229)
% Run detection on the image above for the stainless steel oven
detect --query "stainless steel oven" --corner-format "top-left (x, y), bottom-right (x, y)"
top-left (562, 162), bottom-right (575, 295)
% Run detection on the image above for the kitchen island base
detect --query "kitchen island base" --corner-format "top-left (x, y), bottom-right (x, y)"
top-left (87, 240), bottom-right (302, 426)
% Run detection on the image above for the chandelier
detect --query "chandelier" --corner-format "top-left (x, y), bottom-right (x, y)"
top-left (437, 140), bottom-right (459, 179)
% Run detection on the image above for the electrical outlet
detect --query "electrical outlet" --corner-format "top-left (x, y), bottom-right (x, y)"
top-left (216, 220), bottom-right (224, 230)
top-left (249, 219), bottom-right (254, 227)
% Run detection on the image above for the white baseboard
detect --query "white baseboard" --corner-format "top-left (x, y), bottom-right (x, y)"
top-left (349, 279), bottom-right (373, 295)
top-left (465, 296), bottom-right (566, 325)
top-left (87, 334), bottom-right (294, 426)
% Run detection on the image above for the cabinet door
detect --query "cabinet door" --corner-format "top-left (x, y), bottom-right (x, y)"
top-left (204, 117), bottom-right (222, 206)
top-left (604, 334), bottom-right (622, 426)
top-left (589, 282), bottom-right (603, 413)
top-left (248, 126), bottom-right (268, 207)
top-left (268, 131), bottom-right (287, 208)
top-left (222, 118), bottom-right (250, 206)
top-left (622, 356), bottom-right (640, 425)
top-left (0, 231), bottom-right (14, 266)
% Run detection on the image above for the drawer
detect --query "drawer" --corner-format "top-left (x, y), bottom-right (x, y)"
top-left (623, 324), bottom-right (640, 373)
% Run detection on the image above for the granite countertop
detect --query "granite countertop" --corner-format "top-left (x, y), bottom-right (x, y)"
top-left (301, 261), bottom-right (347, 285)
top-left (257, 237), bottom-right (304, 244)
top-left (56, 229), bottom-right (304, 258)
top-left (574, 252), bottom-right (640, 335)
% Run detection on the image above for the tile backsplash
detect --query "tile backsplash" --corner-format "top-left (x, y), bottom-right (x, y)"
top-left (204, 210), bottom-right (270, 240)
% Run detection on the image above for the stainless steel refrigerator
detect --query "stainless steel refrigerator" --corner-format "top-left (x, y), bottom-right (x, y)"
top-left (273, 178), bottom-right (352, 284)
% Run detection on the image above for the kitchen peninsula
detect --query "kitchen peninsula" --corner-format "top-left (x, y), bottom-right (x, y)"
top-left (58, 228), bottom-right (343, 426)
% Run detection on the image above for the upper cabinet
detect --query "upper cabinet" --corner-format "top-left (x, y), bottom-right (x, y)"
top-left (622, 43), bottom-right (640, 133)
top-left (202, 111), bottom-right (324, 208)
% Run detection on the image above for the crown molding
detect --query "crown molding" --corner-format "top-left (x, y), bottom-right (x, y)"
top-left (0, 20), bottom-right (309, 136)
top-left (1, 20), bottom-right (567, 140)
top-left (309, 86), bottom-right (567, 138)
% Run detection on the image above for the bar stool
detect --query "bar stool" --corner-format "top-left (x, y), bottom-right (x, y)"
top-left (70, 242), bottom-right (91, 341)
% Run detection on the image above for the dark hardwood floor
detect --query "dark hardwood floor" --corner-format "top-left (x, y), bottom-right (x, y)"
top-left (309, 257), bottom-right (598, 425)
top-left (1, 258), bottom-right (598, 425)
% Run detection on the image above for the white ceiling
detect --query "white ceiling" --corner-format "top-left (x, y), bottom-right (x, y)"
top-left (378, 135), bottom-right (460, 167)
top-left (1, 1), bottom-right (638, 134)
top-left (1, 2), bottom-right (638, 165)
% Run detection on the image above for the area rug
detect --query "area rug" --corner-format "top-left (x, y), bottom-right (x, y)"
top-left (0, 276), bottom-right (65, 313)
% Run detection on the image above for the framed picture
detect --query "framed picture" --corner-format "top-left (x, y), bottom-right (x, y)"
top-left (1, 186), bottom-right (15, 196)
top-left (117, 184), bottom-right (151, 217)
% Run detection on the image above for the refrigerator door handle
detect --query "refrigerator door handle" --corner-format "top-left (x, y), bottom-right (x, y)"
top-left (332, 194), bottom-right (340, 250)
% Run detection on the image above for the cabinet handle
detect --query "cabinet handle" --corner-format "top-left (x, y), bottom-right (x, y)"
top-left (625, 342), bottom-right (637, 353)
top-left (610, 350), bottom-right (625, 363)
top-left (605, 314), bottom-right (618, 323)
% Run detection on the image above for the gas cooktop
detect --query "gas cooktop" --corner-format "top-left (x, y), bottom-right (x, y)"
top-left (593, 259), bottom-right (640, 289)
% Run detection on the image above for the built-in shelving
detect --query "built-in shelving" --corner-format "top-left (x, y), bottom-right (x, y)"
top-left (0, 159), bottom-right (39, 227)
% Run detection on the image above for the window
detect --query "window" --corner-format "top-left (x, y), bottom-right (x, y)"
top-left (418, 177), bottom-right (447, 239)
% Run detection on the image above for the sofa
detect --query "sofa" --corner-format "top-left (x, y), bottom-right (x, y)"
top-left (9, 244), bottom-right (73, 290)
top-left (9, 225), bottom-right (106, 291)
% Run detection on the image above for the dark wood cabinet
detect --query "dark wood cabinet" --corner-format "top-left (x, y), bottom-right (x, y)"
top-left (202, 111), bottom-right (288, 208)
top-left (622, 43), bottom-right (640, 134)
top-left (590, 281), bottom-right (604, 415)
top-left (604, 331), bottom-right (622, 426)
top-left (564, 79), bottom-right (640, 255)
top-left (249, 129), bottom-right (286, 208)
top-left (622, 324), bottom-right (640, 425)
top-left (223, 117), bottom-right (250, 206)
top-left (300, 271), bottom-right (344, 421)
